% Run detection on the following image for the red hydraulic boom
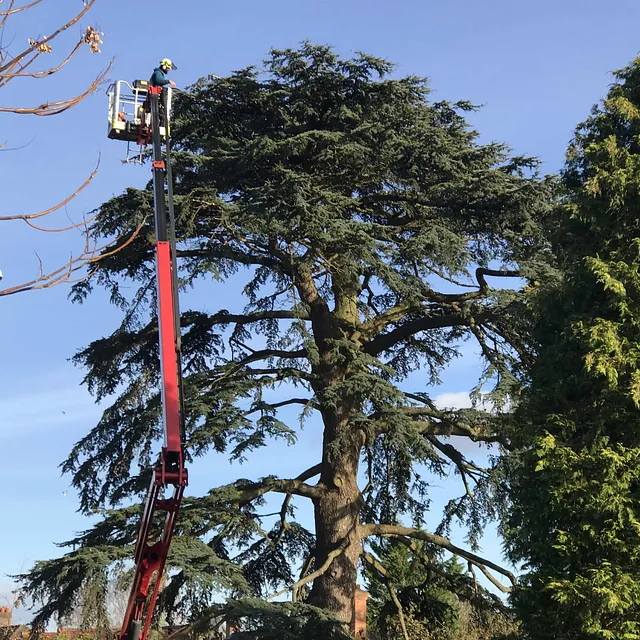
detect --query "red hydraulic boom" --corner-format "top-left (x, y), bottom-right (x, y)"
top-left (108, 84), bottom-right (188, 640)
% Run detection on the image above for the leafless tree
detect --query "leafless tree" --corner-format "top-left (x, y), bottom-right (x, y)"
top-left (0, 0), bottom-right (142, 297)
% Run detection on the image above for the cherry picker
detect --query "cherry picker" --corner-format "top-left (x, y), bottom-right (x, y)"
top-left (106, 78), bottom-right (187, 640)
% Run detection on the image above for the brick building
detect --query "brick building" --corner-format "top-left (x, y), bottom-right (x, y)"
top-left (0, 608), bottom-right (11, 628)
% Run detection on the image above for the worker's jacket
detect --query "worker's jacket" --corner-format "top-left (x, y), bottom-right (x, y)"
top-left (150, 67), bottom-right (170, 87)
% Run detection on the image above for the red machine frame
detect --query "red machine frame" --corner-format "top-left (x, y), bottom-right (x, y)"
top-left (117, 85), bottom-right (188, 640)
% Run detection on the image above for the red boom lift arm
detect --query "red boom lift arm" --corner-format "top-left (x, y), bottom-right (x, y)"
top-left (118, 86), bottom-right (188, 640)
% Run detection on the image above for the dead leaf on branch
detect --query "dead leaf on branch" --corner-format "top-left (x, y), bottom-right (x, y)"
top-left (83, 25), bottom-right (103, 54)
top-left (27, 38), bottom-right (51, 53)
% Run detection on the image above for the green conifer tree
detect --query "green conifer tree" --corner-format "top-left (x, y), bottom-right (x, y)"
top-left (19, 44), bottom-right (551, 634)
top-left (504, 57), bottom-right (640, 639)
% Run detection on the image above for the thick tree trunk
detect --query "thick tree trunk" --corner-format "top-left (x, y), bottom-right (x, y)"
top-left (308, 427), bottom-right (362, 624)
top-left (299, 269), bottom-right (364, 623)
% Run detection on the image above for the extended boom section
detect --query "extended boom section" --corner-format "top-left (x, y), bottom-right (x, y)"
top-left (115, 85), bottom-right (188, 640)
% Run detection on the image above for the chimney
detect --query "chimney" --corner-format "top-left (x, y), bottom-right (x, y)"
top-left (0, 607), bottom-right (12, 627)
top-left (351, 585), bottom-right (369, 638)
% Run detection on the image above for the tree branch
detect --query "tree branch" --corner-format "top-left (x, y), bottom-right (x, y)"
top-left (269, 460), bottom-right (319, 547)
top-left (242, 398), bottom-right (312, 418)
top-left (178, 246), bottom-right (285, 272)
top-left (470, 559), bottom-right (512, 594)
top-left (0, 64), bottom-right (112, 115)
top-left (212, 364), bottom-right (313, 388)
top-left (475, 267), bottom-right (520, 290)
top-left (363, 311), bottom-right (492, 356)
top-left (211, 309), bottom-right (310, 325)
top-left (0, 0), bottom-right (45, 18)
top-left (395, 404), bottom-right (511, 448)
top-left (266, 537), bottom-right (349, 601)
top-left (357, 301), bottom-right (414, 341)
top-left (362, 551), bottom-right (410, 640)
top-left (0, 163), bottom-right (98, 220)
top-left (0, 0), bottom-right (95, 75)
top-left (360, 523), bottom-right (516, 586)
top-left (0, 216), bottom-right (146, 297)
top-left (358, 269), bottom-right (521, 351)
top-left (232, 463), bottom-right (324, 506)
top-left (370, 403), bottom-right (510, 447)
top-left (426, 435), bottom-right (487, 500)
top-left (217, 348), bottom-right (307, 382)
top-left (292, 551), bottom-right (315, 603)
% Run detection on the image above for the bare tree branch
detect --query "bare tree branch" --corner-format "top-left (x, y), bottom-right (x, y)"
top-left (0, 63), bottom-right (112, 115)
top-left (0, 0), bottom-right (95, 76)
top-left (292, 551), bottom-right (315, 603)
top-left (0, 26), bottom-right (102, 83)
top-left (0, 0), bottom-right (45, 17)
top-left (0, 163), bottom-right (99, 220)
top-left (0, 1), bottom-right (129, 298)
top-left (471, 559), bottom-right (512, 594)
top-left (0, 217), bottom-right (147, 297)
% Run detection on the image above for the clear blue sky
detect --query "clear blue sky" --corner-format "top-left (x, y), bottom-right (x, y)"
top-left (1, 0), bottom-right (639, 622)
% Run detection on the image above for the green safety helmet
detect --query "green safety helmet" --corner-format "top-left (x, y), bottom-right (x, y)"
top-left (160, 58), bottom-right (177, 70)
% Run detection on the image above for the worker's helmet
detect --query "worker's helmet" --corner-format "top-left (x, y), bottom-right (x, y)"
top-left (160, 58), bottom-right (177, 71)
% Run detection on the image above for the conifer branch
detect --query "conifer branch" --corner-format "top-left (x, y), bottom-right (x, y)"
top-left (211, 366), bottom-right (314, 384)
top-left (363, 311), bottom-right (493, 356)
top-left (371, 404), bottom-right (510, 447)
top-left (177, 247), bottom-right (284, 271)
top-left (362, 551), bottom-right (410, 640)
top-left (360, 524), bottom-right (517, 586)
top-left (215, 348), bottom-right (308, 381)
top-left (426, 435), bottom-right (480, 499)
top-left (358, 270), bottom-right (519, 341)
top-left (266, 537), bottom-right (349, 601)
top-left (242, 398), bottom-right (312, 418)
top-left (206, 309), bottom-right (311, 325)
top-left (232, 463), bottom-right (324, 506)
top-left (409, 407), bottom-right (510, 448)
top-left (475, 267), bottom-right (520, 290)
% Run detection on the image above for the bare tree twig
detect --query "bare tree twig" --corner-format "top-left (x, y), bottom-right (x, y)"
top-left (0, 217), bottom-right (147, 297)
top-left (23, 211), bottom-right (98, 233)
top-left (0, 0), bottom-right (45, 17)
top-left (0, 163), bottom-right (99, 220)
top-left (0, 63), bottom-right (112, 115)
top-left (0, 0), bottom-right (95, 74)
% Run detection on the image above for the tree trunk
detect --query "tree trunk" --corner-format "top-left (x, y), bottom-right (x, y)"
top-left (309, 424), bottom-right (362, 624)
top-left (303, 272), bottom-right (364, 623)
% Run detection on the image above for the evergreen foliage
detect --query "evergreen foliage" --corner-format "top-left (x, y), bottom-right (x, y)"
top-left (504, 57), bottom-right (640, 639)
top-left (18, 43), bottom-right (551, 634)
top-left (364, 541), bottom-right (516, 639)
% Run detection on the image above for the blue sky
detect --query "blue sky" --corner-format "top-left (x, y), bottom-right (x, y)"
top-left (1, 0), bottom-right (639, 623)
